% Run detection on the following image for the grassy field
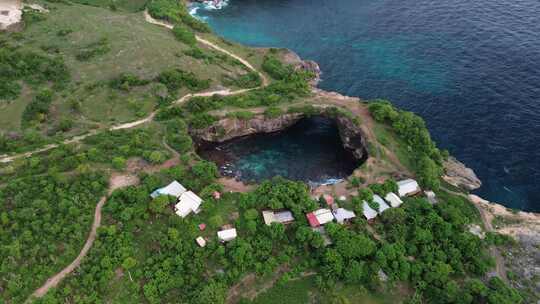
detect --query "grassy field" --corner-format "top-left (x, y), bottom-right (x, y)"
top-left (372, 121), bottom-right (416, 171)
top-left (0, 1), bottom-right (262, 138)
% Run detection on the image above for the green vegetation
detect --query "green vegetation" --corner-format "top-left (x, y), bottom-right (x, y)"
top-left (156, 68), bottom-right (211, 92)
top-left (0, 1), bottom-right (527, 304)
top-left (0, 44), bottom-right (69, 101)
top-left (147, 0), bottom-right (211, 32)
top-left (223, 71), bottom-right (262, 89)
top-left (0, 0), bottom-right (258, 154)
top-left (0, 171), bottom-right (108, 302)
top-left (75, 37), bottom-right (111, 61)
top-left (172, 25), bottom-right (196, 46)
top-left (21, 89), bottom-right (54, 126)
top-left (369, 100), bottom-right (446, 190)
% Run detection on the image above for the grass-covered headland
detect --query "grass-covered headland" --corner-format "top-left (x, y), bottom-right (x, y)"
top-left (0, 0), bottom-right (526, 304)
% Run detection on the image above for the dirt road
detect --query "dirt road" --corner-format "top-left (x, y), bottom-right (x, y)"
top-left (441, 187), bottom-right (509, 282)
top-left (1, 11), bottom-right (269, 165)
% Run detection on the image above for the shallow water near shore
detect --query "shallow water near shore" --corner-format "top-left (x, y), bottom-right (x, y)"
top-left (198, 116), bottom-right (360, 185)
top-left (192, 0), bottom-right (540, 211)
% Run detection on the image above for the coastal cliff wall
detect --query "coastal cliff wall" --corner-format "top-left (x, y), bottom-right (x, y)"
top-left (190, 111), bottom-right (368, 162)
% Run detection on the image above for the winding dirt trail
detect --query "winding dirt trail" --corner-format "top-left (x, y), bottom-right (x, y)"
top-left (29, 173), bottom-right (139, 300)
top-left (0, 11), bottom-right (267, 165)
top-left (25, 12), bottom-right (271, 301)
top-left (441, 187), bottom-right (509, 283)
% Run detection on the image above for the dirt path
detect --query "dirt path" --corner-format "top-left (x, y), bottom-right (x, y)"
top-left (441, 187), bottom-right (509, 283)
top-left (143, 10), bottom-right (268, 86)
top-left (29, 173), bottom-right (139, 301)
top-left (1, 11), bottom-right (269, 165)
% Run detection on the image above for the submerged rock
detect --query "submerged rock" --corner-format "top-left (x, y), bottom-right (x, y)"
top-left (443, 156), bottom-right (482, 191)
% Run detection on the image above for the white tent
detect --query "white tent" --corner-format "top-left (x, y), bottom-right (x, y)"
top-left (397, 179), bottom-right (420, 197)
top-left (175, 191), bottom-right (202, 218)
top-left (362, 201), bottom-right (378, 220)
top-left (373, 195), bottom-right (390, 214)
top-left (195, 236), bottom-right (206, 247)
top-left (333, 208), bottom-right (356, 224)
top-left (150, 180), bottom-right (187, 198)
top-left (217, 228), bottom-right (237, 242)
top-left (385, 192), bottom-right (403, 208)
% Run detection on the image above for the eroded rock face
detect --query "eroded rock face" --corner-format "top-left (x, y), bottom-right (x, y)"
top-left (335, 115), bottom-right (368, 161)
top-left (281, 49), bottom-right (322, 85)
top-left (443, 156), bottom-right (482, 190)
top-left (190, 113), bottom-right (304, 143)
top-left (0, 0), bottom-right (22, 31)
top-left (191, 111), bottom-right (368, 163)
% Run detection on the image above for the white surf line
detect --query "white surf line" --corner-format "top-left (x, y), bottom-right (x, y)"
top-left (0, 11), bottom-right (268, 164)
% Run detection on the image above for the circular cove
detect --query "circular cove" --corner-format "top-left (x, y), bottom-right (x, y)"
top-left (197, 116), bottom-right (363, 185)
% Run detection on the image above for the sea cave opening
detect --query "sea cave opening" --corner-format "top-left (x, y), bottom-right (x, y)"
top-left (197, 115), bottom-right (365, 186)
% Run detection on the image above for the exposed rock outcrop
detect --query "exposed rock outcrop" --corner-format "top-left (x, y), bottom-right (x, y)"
top-left (0, 0), bottom-right (22, 31)
top-left (335, 115), bottom-right (368, 161)
top-left (191, 111), bottom-right (368, 162)
top-left (281, 49), bottom-right (322, 85)
top-left (190, 113), bottom-right (304, 143)
top-left (443, 156), bottom-right (482, 191)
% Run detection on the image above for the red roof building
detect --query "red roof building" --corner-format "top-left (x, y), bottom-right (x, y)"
top-left (198, 223), bottom-right (206, 231)
top-left (213, 191), bottom-right (221, 199)
top-left (306, 212), bottom-right (320, 227)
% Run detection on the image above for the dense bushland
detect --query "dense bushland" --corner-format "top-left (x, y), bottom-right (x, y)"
top-left (0, 44), bottom-right (69, 101)
top-left (369, 100), bottom-right (445, 190)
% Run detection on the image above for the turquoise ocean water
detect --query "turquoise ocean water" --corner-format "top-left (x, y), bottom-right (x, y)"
top-left (192, 0), bottom-right (540, 211)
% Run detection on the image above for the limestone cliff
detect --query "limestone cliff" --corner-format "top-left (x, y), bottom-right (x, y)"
top-left (443, 156), bottom-right (482, 191)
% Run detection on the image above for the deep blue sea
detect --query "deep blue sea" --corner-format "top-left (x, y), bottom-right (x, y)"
top-left (192, 0), bottom-right (540, 211)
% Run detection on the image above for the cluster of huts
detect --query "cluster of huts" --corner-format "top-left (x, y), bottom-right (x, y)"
top-left (150, 180), bottom-right (237, 247)
top-left (151, 178), bottom-right (435, 248)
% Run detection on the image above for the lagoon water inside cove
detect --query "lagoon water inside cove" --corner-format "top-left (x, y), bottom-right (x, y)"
top-left (198, 116), bottom-right (360, 185)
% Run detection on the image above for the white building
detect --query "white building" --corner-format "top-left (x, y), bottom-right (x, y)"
top-left (385, 192), bottom-right (403, 208)
top-left (333, 208), bottom-right (356, 224)
top-left (397, 179), bottom-right (421, 197)
top-left (373, 195), bottom-right (390, 214)
top-left (150, 180), bottom-right (186, 199)
top-left (175, 191), bottom-right (202, 218)
top-left (362, 201), bottom-right (378, 221)
top-left (262, 210), bottom-right (294, 226)
top-left (306, 208), bottom-right (335, 227)
top-left (195, 236), bottom-right (206, 247)
top-left (217, 228), bottom-right (237, 242)
top-left (425, 190), bottom-right (437, 204)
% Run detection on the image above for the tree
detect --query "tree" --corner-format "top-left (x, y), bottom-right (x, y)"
top-left (112, 156), bottom-right (126, 170)
top-left (418, 155), bottom-right (441, 190)
top-left (172, 25), bottom-right (196, 45)
top-left (195, 281), bottom-right (227, 304)
top-left (149, 195), bottom-right (170, 214)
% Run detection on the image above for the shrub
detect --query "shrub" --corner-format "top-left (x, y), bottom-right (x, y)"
top-left (76, 38), bottom-right (111, 61)
top-left (22, 89), bottom-right (54, 125)
top-left (156, 68), bottom-right (210, 91)
top-left (172, 25), bottom-right (196, 46)
top-left (223, 71), bottom-right (262, 89)
top-left (189, 113), bottom-right (217, 129)
top-left (264, 106), bottom-right (283, 118)
top-left (228, 111), bottom-right (255, 120)
top-left (262, 55), bottom-right (293, 80)
top-left (109, 73), bottom-right (150, 91)
top-left (112, 157), bottom-right (126, 170)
